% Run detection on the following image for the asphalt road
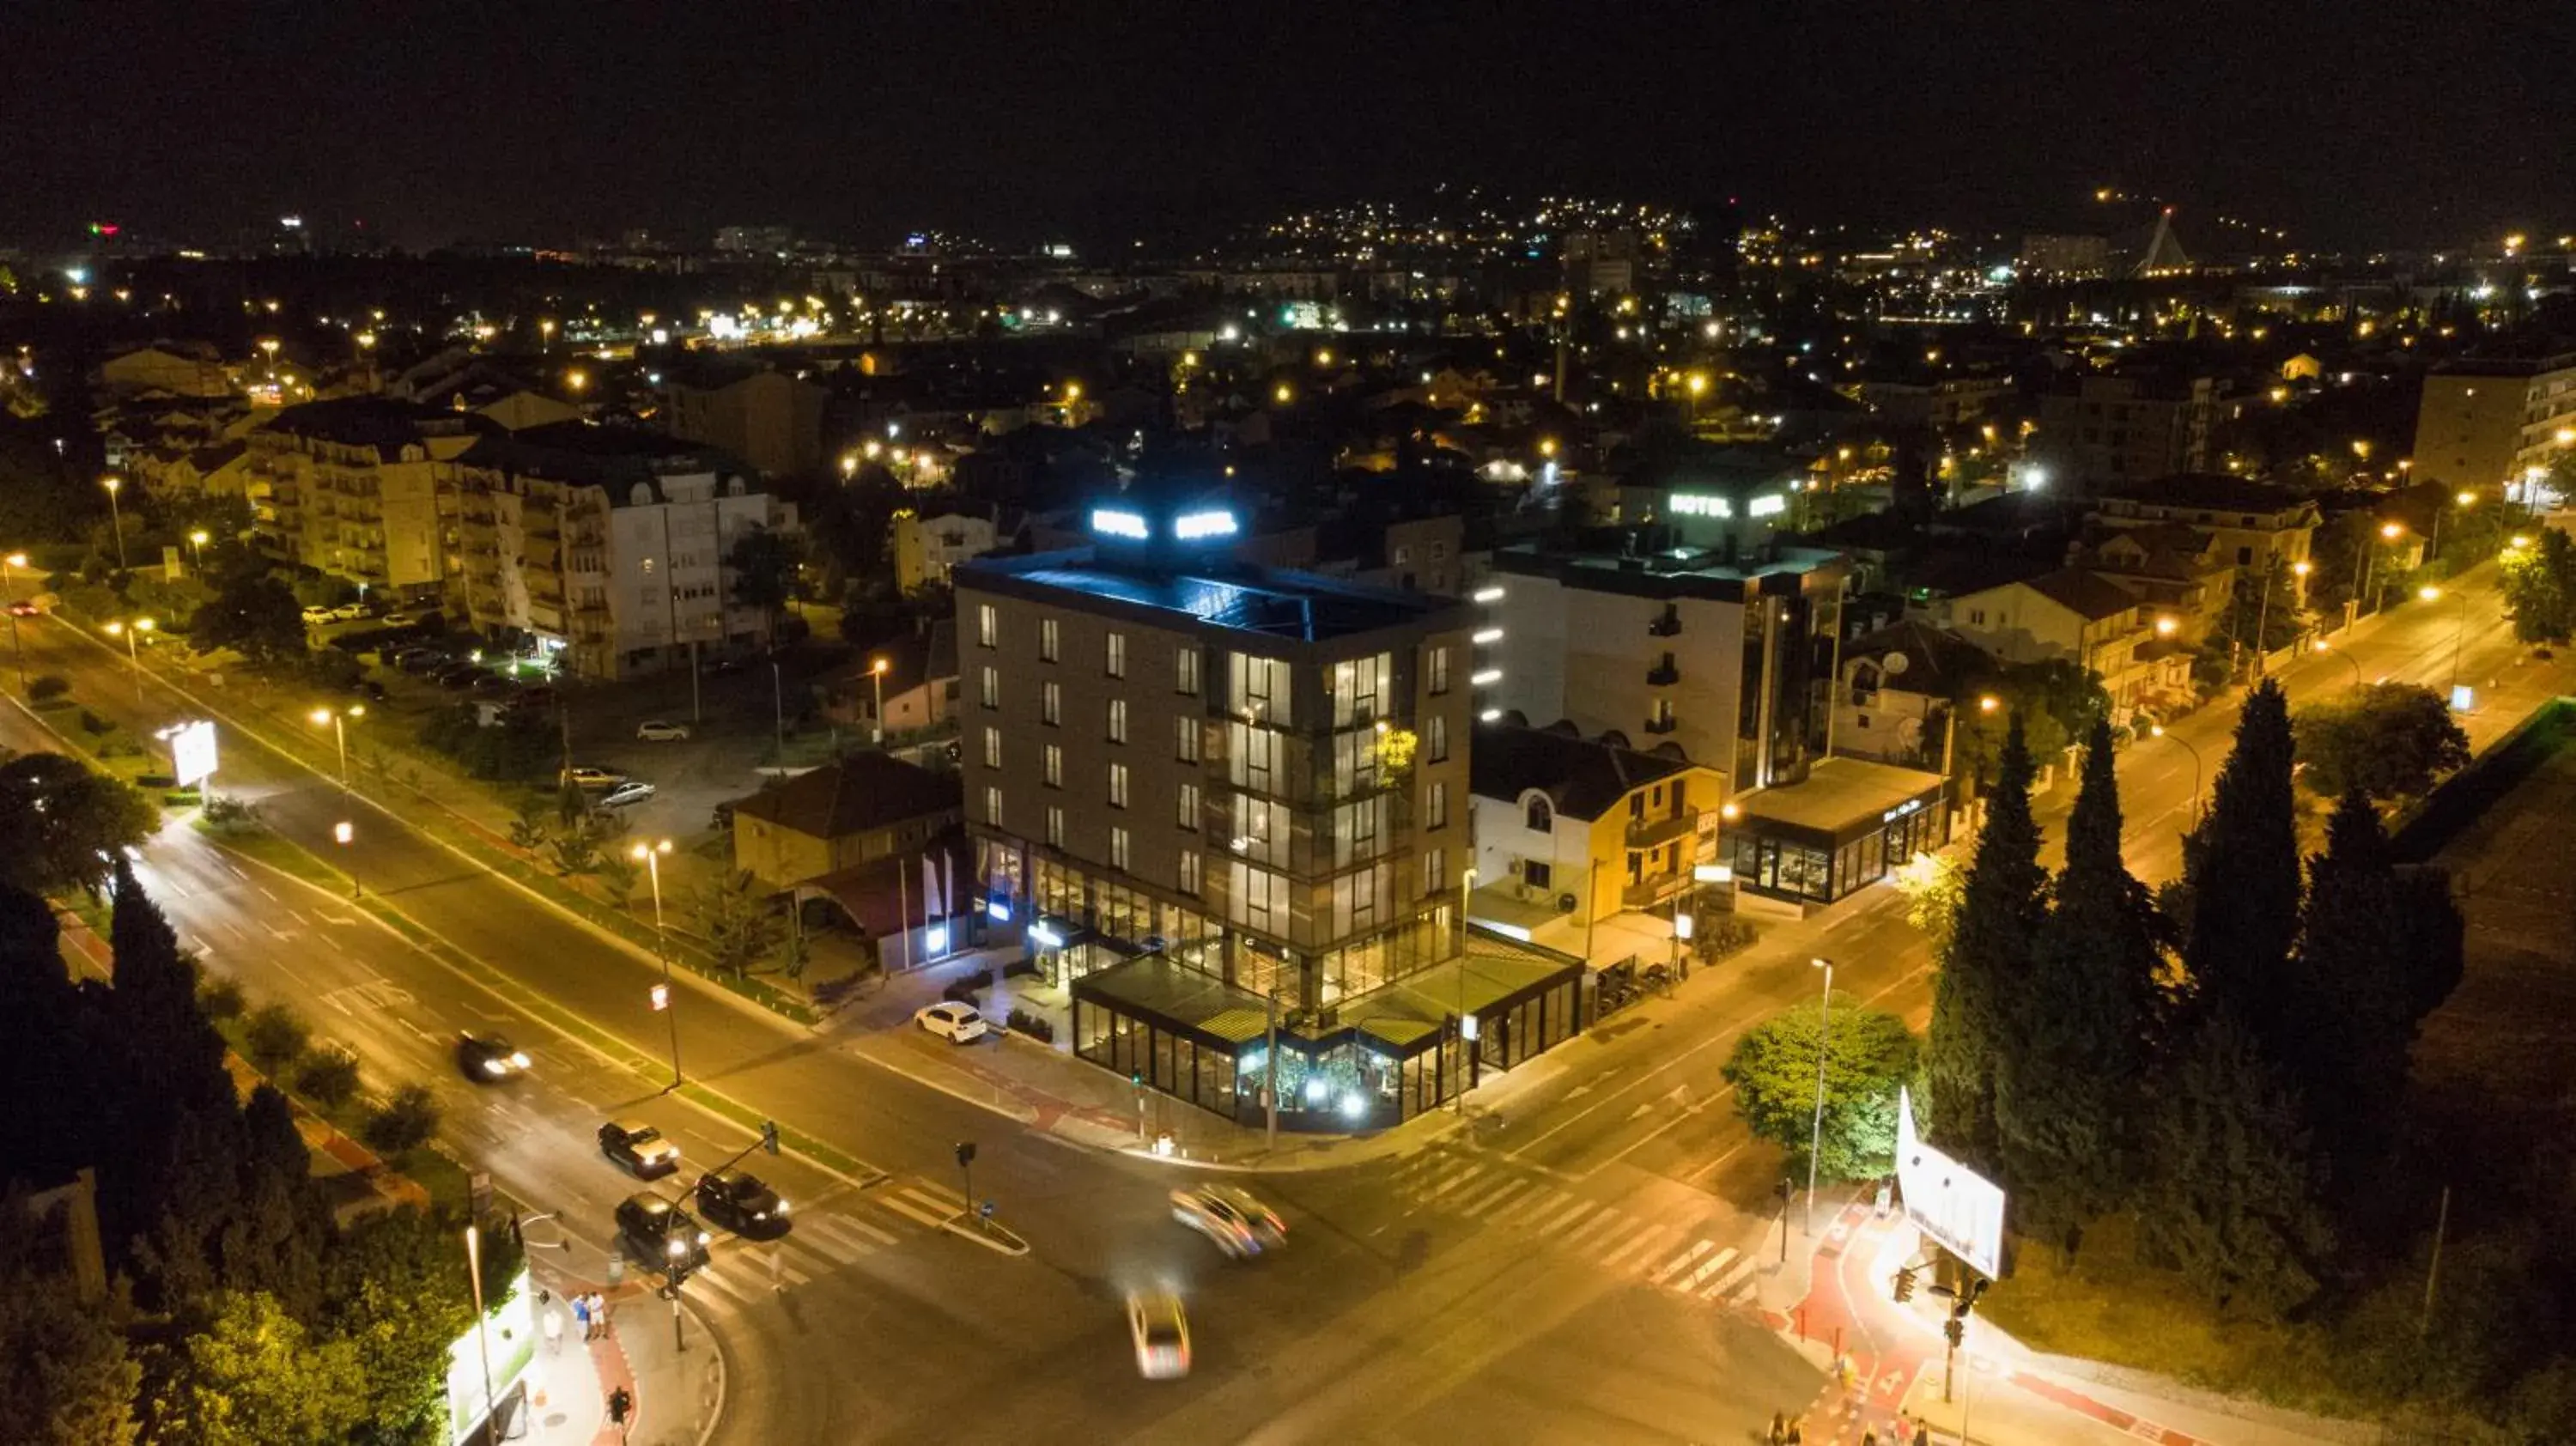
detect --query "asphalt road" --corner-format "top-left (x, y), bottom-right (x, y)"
top-left (3, 565), bottom-right (2555, 1445)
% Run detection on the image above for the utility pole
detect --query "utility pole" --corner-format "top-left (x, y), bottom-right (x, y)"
top-left (2420, 1184), bottom-right (2451, 1340)
top-left (1805, 957), bottom-right (1834, 1236)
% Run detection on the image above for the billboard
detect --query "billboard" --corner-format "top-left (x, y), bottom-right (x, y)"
top-left (1894, 1086), bottom-right (2007, 1280)
top-left (164, 720), bottom-right (217, 788)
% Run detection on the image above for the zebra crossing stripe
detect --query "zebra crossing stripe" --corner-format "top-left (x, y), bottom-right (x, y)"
top-left (1528, 1197), bottom-right (1597, 1233)
top-left (1649, 1239), bottom-right (1717, 1285)
top-left (1422, 1163), bottom-right (1485, 1200)
top-left (1700, 1256), bottom-right (1759, 1301)
top-left (1559, 1208), bottom-right (1630, 1250)
top-left (1600, 1224), bottom-right (1679, 1273)
top-left (1683, 1246), bottom-right (1740, 1290)
top-left (1482, 1183), bottom-right (1558, 1222)
top-left (685, 1268), bottom-right (755, 1309)
top-left (1455, 1178), bottom-right (1529, 1217)
top-left (875, 1191), bottom-right (954, 1229)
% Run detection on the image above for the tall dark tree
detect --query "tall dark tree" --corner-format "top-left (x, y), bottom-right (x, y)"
top-left (0, 883), bottom-right (100, 1177)
top-left (187, 574), bottom-right (307, 664)
top-left (2140, 1006), bottom-right (2335, 1315)
top-left (2179, 680), bottom-right (2304, 1043)
top-left (726, 526), bottom-right (803, 645)
top-left (1928, 714), bottom-right (2044, 1174)
top-left (2288, 789), bottom-right (2464, 1182)
top-left (1998, 716), bottom-right (2164, 1255)
top-left (0, 753), bottom-right (159, 897)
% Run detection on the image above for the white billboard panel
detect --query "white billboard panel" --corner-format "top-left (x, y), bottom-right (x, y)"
top-left (167, 720), bottom-right (217, 788)
top-left (1894, 1085), bottom-right (2007, 1279)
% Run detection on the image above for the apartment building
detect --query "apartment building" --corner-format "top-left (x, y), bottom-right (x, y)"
top-left (1928, 566), bottom-right (2186, 725)
top-left (2411, 350), bottom-right (2576, 495)
top-left (1467, 721), bottom-right (1725, 941)
top-left (2090, 473), bottom-right (2320, 573)
top-left (244, 398), bottom-right (482, 599)
top-left (659, 362), bottom-right (828, 478)
top-left (957, 491), bottom-right (1580, 1129)
top-left (2035, 373), bottom-right (2237, 488)
top-left (450, 422), bottom-right (789, 678)
top-left (892, 509), bottom-right (998, 592)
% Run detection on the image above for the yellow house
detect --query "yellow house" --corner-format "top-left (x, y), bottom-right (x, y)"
top-left (1467, 720), bottom-right (1725, 937)
top-left (730, 753), bottom-right (964, 892)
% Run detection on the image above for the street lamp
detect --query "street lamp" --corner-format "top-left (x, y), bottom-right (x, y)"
top-left (633, 839), bottom-right (683, 1091)
top-left (187, 529), bottom-right (210, 577)
top-left (2310, 639), bottom-right (2364, 691)
top-left (1805, 956), bottom-right (1834, 1236)
top-left (2421, 585), bottom-right (2471, 702)
top-left (310, 704), bottom-right (364, 796)
top-left (104, 617), bottom-right (154, 702)
top-left (462, 1224), bottom-right (499, 1444)
top-left (2149, 723), bottom-right (2205, 824)
top-left (100, 476), bottom-right (128, 571)
top-left (869, 655), bottom-right (890, 745)
top-left (333, 819), bottom-right (360, 897)
top-left (2, 550), bottom-right (27, 692)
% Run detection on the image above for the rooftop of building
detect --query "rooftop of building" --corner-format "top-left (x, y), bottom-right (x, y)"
top-left (732, 753), bottom-right (963, 840)
top-left (958, 547), bottom-right (1466, 644)
top-left (457, 421), bottom-right (755, 497)
top-left (1841, 619), bottom-right (1994, 692)
top-left (1734, 756), bottom-right (1946, 836)
top-left (2010, 566), bottom-right (2147, 620)
top-left (1491, 528), bottom-right (1842, 600)
top-left (259, 396), bottom-right (471, 453)
top-left (1468, 720), bottom-right (1696, 818)
top-left (2095, 472), bottom-right (2316, 514)
top-left (2427, 345), bottom-right (2576, 376)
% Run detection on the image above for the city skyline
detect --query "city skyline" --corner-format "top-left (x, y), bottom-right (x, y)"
top-left (7, 2), bottom-right (2567, 252)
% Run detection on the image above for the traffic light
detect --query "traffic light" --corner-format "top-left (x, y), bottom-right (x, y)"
top-left (954, 1141), bottom-right (977, 1168)
top-left (761, 1119), bottom-right (781, 1157)
top-left (1944, 1316), bottom-right (1964, 1348)
top-left (1893, 1265), bottom-right (1917, 1303)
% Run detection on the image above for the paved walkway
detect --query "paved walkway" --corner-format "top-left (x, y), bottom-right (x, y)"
top-left (519, 1262), bottom-right (722, 1446)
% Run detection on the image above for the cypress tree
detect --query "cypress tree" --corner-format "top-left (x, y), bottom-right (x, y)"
top-left (2181, 680), bottom-right (2303, 1041)
top-left (2140, 1005), bottom-right (2335, 1315)
top-left (99, 863), bottom-right (240, 1294)
top-left (2000, 716), bottom-right (2163, 1254)
top-left (1929, 714), bottom-right (2045, 1176)
top-left (2291, 788), bottom-right (2462, 1182)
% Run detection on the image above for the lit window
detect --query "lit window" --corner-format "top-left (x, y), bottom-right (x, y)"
top-left (1176, 648), bottom-right (1200, 696)
top-left (1108, 762), bottom-right (1129, 809)
top-left (1045, 805), bottom-right (1065, 849)
top-left (1427, 781), bottom-right (1449, 829)
top-left (1178, 849), bottom-right (1202, 896)
top-left (1105, 631), bottom-right (1126, 677)
top-left (1176, 716), bottom-right (1200, 763)
top-left (1042, 681), bottom-right (1060, 726)
top-left (1040, 617), bottom-right (1059, 662)
top-left (1043, 744), bottom-right (1063, 788)
top-left (983, 787), bottom-right (1003, 828)
top-left (1107, 698), bottom-right (1127, 744)
top-left (1177, 782), bottom-right (1200, 829)
top-left (980, 666), bottom-right (999, 709)
top-left (981, 727), bottom-right (1000, 769)
top-left (977, 603), bottom-right (996, 648)
top-left (1110, 826), bottom-right (1131, 872)
top-left (1427, 645), bottom-right (1451, 695)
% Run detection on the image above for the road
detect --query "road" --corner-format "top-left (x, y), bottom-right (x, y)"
top-left (3, 565), bottom-right (2549, 1444)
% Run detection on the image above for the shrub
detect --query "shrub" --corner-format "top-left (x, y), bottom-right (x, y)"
top-left (1006, 1007), bottom-right (1055, 1043)
top-left (78, 708), bottom-right (109, 736)
top-left (295, 1048), bottom-right (361, 1109)
top-left (940, 980), bottom-right (982, 1005)
top-left (1692, 915), bottom-right (1761, 963)
top-left (360, 1084), bottom-right (441, 1157)
top-left (27, 674), bottom-right (69, 704)
top-left (1000, 957), bottom-right (1040, 980)
top-left (243, 1003), bottom-right (312, 1076)
top-left (203, 794), bottom-right (259, 831)
top-left (197, 973), bottom-right (246, 1021)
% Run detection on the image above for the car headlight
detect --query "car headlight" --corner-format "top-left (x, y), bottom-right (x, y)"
top-left (666, 1239), bottom-right (687, 1258)
top-left (481, 1059), bottom-right (507, 1075)
top-left (775, 1199), bottom-right (789, 1213)
top-left (509, 1051), bottom-right (531, 1068)
top-left (696, 1231), bottom-right (711, 1246)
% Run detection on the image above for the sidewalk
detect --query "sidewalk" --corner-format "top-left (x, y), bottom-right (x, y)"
top-left (518, 1262), bottom-right (723, 1446)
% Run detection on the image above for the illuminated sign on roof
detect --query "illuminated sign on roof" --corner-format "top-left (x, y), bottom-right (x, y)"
top-left (1671, 493), bottom-right (1733, 519)
top-left (1748, 494), bottom-right (1787, 518)
top-left (1173, 509), bottom-right (1239, 542)
top-left (1091, 508), bottom-right (1150, 540)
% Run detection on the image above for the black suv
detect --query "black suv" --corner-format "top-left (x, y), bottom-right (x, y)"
top-left (614, 1193), bottom-right (712, 1273)
top-left (694, 1168), bottom-right (792, 1240)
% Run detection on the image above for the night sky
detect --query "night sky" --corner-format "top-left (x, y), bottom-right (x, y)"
top-left (5, 1), bottom-right (2561, 252)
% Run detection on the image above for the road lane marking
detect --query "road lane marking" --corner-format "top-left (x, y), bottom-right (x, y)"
top-left (1453, 1177), bottom-right (1527, 1217)
top-left (1532, 1198), bottom-right (1598, 1235)
top-left (1683, 1245), bottom-right (1740, 1290)
top-left (876, 1191), bottom-right (953, 1229)
top-left (1701, 1255), bottom-right (1759, 1301)
top-left (1649, 1238), bottom-right (1716, 1285)
top-left (1601, 1224), bottom-right (1680, 1273)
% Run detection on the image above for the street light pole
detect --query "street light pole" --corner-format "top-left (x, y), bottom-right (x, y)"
top-left (1805, 957), bottom-right (1833, 1236)
top-left (869, 655), bottom-right (889, 745)
top-left (311, 705), bottom-right (363, 798)
top-left (463, 1224), bottom-right (499, 1442)
top-left (1455, 866), bottom-right (1476, 1114)
top-left (2, 551), bottom-right (27, 693)
top-left (106, 617), bottom-right (154, 702)
top-left (2311, 640), bottom-right (2363, 692)
top-left (101, 476), bottom-right (128, 572)
top-left (188, 529), bottom-right (209, 578)
top-left (635, 840), bottom-right (682, 1091)
top-left (2150, 723), bottom-right (2204, 825)
top-left (769, 657), bottom-right (786, 760)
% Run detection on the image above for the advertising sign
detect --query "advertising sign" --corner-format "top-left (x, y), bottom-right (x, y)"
top-left (1894, 1086), bottom-right (2007, 1280)
top-left (165, 720), bottom-right (217, 788)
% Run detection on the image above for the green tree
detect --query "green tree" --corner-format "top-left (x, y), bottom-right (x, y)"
top-left (323, 1208), bottom-right (476, 1445)
top-left (147, 1289), bottom-right (367, 1446)
top-left (2140, 1006), bottom-right (2335, 1315)
top-left (1928, 715), bottom-right (2044, 1174)
top-left (0, 753), bottom-right (158, 896)
top-left (507, 793), bottom-right (555, 852)
top-left (2495, 526), bottom-right (2576, 645)
top-left (242, 1003), bottom-right (311, 1076)
top-left (1998, 716), bottom-right (2165, 1255)
top-left (1722, 996), bottom-right (1921, 1182)
top-left (0, 1251), bottom-right (140, 1446)
top-left (2287, 789), bottom-right (2464, 1182)
top-left (2220, 555), bottom-right (2309, 656)
top-left (1893, 850), bottom-right (1965, 960)
top-left (2292, 683), bottom-right (2470, 802)
top-left (189, 574), bottom-right (308, 665)
top-left (293, 1048), bottom-right (361, 1110)
top-left (726, 526), bottom-right (803, 645)
top-left (694, 868), bottom-right (785, 976)
top-left (359, 1084), bottom-right (440, 1157)
top-left (1945, 659), bottom-right (2107, 787)
top-left (2178, 681), bottom-right (2304, 1042)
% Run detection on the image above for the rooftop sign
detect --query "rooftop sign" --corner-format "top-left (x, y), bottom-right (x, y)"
top-left (1172, 509), bottom-right (1239, 541)
top-left (1090, 508), bottom-right (1150, 541)
top-left (1671, 493), bottom-right (1732, 519)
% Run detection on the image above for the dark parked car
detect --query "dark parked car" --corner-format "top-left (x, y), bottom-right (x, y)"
top-left (598, 1119), bottom-right (681, 1179)
top-left (394, 647), bottom-right (447, 674)
top-left (457, 1033), bottom-right (531, 1082)
top-left (614, 1193), bottom-right (712, 1273)
top-left (437, 665), bottom-right (483, 690)
top-left (693, 1168), bottom-right (792, 1240)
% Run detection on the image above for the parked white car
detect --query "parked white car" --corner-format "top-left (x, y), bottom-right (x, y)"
top-left (914, 1001), bottom-right (988, 1044)
top-left (596, 781), bottom-right (657, 810)
top-left (635, 720), bottom-right (692, 742)
top-left (331, 601), bottom-right (370, 621)
top-left (301, 606), bottom-right (335, 626)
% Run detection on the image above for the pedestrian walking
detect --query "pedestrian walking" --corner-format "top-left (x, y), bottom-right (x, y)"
top-left (1785, 1422), bottom-right (1803, 1446)
top-left (1768, 1410), bottom-right (1786, 1445)
top-left (541, 1303), bottom-right (564, 1355)
top-left (571, 1292), bottom-right (592, 1342)
top-left (591, 1291), bottom-right (612, 1340)
top-left (606, 1384), bottom-right (633, 1439)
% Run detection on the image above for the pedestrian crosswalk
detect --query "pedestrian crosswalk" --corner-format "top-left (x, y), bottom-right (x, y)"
top-left (679, 1190), bottom-right (937, 1316)
top-left (1388, 1149), bottom-right (1765, 1308)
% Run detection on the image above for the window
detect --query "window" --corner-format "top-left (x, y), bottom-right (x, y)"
top-left (1045, 805), bottom-right (1065, 849)
top-left (1431, 541), bottom-right (1449, 561)
top-left (1332, 652), bottom-right (1390, 727)
top-left (1178, 849), bottom-right (1202, 896)
top-left (1042, 744), bottom-right (1063, 788)
top-left (1393, 544), bottom-right (1413, 566)
top-left (1427, 645), bottom-right (1451, 695)
top-left (977, 604), bottom-right (997, 648)
top-left (1422, 848), bottom-right (1447, 897)
top-left (981, 727), bottom-right (1001, 769)
top-left (1042, 681), bottom-right (1061, 726)
top-left (2237, 545), bottom-right (2254, 565)
top-left (1231, 652), bottom-right (1291, 724)
top-left (1523, 859), bottom-right (1553, 890)
top-left (1108, 762), bottom-right (1129, 809)
top-left (1176, 781), bottom-right (1200, 829)
top-left (983, 786), bottom-right (1003, 828)
top-left (1110, 826), bottom-right (1131, 872)
top-left (1227, 861), bottom-right (1287, 933)
top-left (1107, 698), bottom-right (1127, 744)
top-left (981, 666), bottom-right (999, 709)
top-left (1427, 781), bottom-right (1449, 829)
top-left (1039, 617), bottom-right (1060, 662)
top-left (1105, 631), bottom-right (1127, 677)
top-left (1176, 647), bottom-right (1200, 696)
top-left (1175, 716), bottom-right (1200, 763)
top-left (1524, 794), bottom-right (1552, 832)
top-left (1425, 713), bottom-right (1449, 763)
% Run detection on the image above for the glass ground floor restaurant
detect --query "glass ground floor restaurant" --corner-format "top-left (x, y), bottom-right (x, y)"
top-left (1070, 927), bottom-right (1587, 1133)
top-left (1724, 756), bottom-right (1949, 906)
